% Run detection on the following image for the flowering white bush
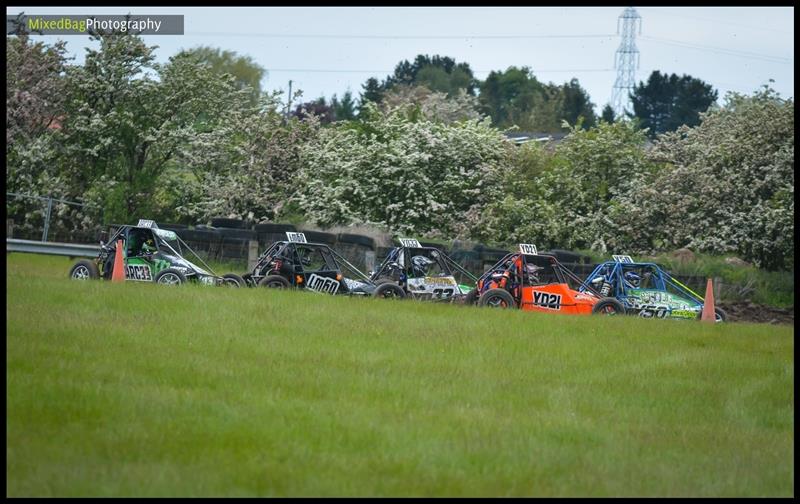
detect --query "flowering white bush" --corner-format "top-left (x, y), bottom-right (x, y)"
top-left (471, 120), bottom-right (655, 251)
top-left (173, 91), bottom-right (321, 223)
top-left (620, 87), bottom-right (794, 270)
top-left (295, 103), bottom-right (514, 236)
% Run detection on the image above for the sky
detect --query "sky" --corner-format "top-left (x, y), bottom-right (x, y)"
top-left (6, 6), bottom-right (794, 112)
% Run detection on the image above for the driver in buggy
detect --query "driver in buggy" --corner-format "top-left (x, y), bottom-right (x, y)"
top-left (102, 229), bottom-right (157, 279)
top-left (523, 263), bottom-right (543, 285)
top-left (623, 271), bottom-right (641, 289)
top-left (411, 255), bottom-right (435, 278)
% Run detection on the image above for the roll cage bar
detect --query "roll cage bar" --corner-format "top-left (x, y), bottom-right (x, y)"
top-left (255, 241), bottom-right (374, 284)
top-left (481, 252), bottom-right (603, 297)
top-left (582, 261), bottom-right (705, 304)
top-left (103, 224), bottom-right (220, 277)
top-left (371, 246), bottom-right (478, 282)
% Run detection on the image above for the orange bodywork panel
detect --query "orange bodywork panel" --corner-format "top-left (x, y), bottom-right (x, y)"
top-left (520, 283), bottom-right (597, 315)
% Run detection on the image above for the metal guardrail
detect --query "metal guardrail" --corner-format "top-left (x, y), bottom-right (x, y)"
top-left (6, 238), bottom-right (99, 258)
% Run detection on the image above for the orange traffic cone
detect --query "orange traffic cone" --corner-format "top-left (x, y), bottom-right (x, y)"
top-left (701, 278), bottom-right (716, 322)
top-left (111, 239), bottom-right (126, 282)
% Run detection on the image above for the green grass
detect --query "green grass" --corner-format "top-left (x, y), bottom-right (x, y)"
top-left (6, 254), bottom-right (795, 497)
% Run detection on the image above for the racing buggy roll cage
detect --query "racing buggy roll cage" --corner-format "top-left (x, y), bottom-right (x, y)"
top-left (581, 260), bottom-right (707, 306)
top-left (370, 245), bottom-right (479, 284)
top-left (480, 251), bottom-right (604, 297)
top-left (250, 240), bottom-right (375, 285)
top-left (103, 223), bottom-right (222, 278)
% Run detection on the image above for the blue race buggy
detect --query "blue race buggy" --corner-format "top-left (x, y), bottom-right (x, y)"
top-left (581, 255), bottom-right (727, 322)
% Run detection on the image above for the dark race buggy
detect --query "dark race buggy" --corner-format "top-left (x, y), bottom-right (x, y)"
top-left (368, 238), bottom-right (478, 301)
top-left (242, 232), bottom-right (376, 296)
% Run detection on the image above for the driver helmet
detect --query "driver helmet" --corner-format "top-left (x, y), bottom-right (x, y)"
top-left (411, 255), bottom-right (434, 277)
top-left (524, 263), bottom-right (543, 283)
top-left (624, 271), bottom-right (641, 288)
top-left (143, 236), bottom-right (156, 252)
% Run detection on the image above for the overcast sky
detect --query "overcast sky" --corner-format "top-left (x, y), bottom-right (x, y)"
top-left (6, 6), bottom-right (794, 111)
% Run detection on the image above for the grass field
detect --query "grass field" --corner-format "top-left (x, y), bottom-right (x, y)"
top-left (6, 254), bottom-right (794, 497)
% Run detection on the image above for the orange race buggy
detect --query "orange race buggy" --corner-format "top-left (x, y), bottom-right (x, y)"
top-left (466, 244), bottom-right (625, 316)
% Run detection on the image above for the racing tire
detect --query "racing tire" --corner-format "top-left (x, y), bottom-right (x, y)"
top-left (154, 268), bottom-right (187, 286)
top-left (478, 288), bottom-right (517, 309)
top-left (592, 297), bottom-right (626, 316)
top-left (258, 275), bottom-right (290, 289)
top-left (696, 307), bottom-right (727, 323)
top-left (374, 282), bottom-right (406, 299)
top-left (222, 273), bottom-right (245, 287)
top-left (463, 288), bottom-right (480, 306)
top-left (69, 260), bottom-right (99, 280)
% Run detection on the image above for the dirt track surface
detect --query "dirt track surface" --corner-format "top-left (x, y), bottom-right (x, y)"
top-left (717, 301), bottom-right (794, 325)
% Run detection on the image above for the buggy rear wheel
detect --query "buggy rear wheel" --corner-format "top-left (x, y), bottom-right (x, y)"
top-left (478, 288), bottom-right (516, 309)
top-left (592, 298), bottom-right (625, 315)
top-left (69, 260), bottom-right (99, 280)
top-left (463, 288), bottom-right (479, 306)
top-left (374, 282), bottom-right (406, 299)
top-left (222, 273), bottom-right (245, 287)
top-left (258, 275), bottom-right (290, 289)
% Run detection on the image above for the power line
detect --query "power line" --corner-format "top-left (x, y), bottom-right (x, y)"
top-left (642, 7), bottom-right (791, 36)
top-left (264, 68), bottom-right (614, 74)
top-left (640, 35), bottom-right (792, 64)
top-left (189, 31), bottom-right (617, 40)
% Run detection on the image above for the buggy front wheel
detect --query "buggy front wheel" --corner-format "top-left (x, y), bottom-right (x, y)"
top-left (592, 298), bottom-right (625, 315)
top-left (69, 260), bottom-right (99, 280)
top-left (154, 268), bottom-right (187, 285)
top-left (258, 275), bottom-right (290, 289)
top-left (478, 288), bottom-right (516, 309)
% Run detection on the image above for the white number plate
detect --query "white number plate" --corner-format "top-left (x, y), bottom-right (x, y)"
top-left (286, 232), bottom-right (307, 243)
top-left (399, 238), bottom-right (422, 248)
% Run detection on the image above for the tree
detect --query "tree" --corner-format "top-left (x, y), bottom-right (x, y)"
top-left (6, 31), bottom-right (74, 239)
top-left (358, 77), bottom-right (385, 116)
top-left (559, 78), bottom-right (596, 129)
top-left (6, 32), bottom-right (69, 150)
top-left (478, 68), bottom-right (596, 132)
top-left (383, 54), bottom-right (477, 96)
top-left (601, 104), bottom-right (616, 123)
top-left (380, 85), bottom-right (481, 124)
top-left (331, 90), bottom-right (357, 121)
top-left (472, 121), bottom-right (655, 251)
top-left (293, 97), bottom-right (335, 124)
top-left (618, 86), bottom-right (794, 270)
top-left (58, 31), bottom-right (250, 223)
top-left (177, 46), bottom-right (266, 105)
top-left (478, 66), bottom-right (544, 128)
top-left (629, 70), bottom-right (718, 137)
top-left (295, 103), bottom-right (513, 236)
top-left (175, 91), bottom-right (323, 223)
